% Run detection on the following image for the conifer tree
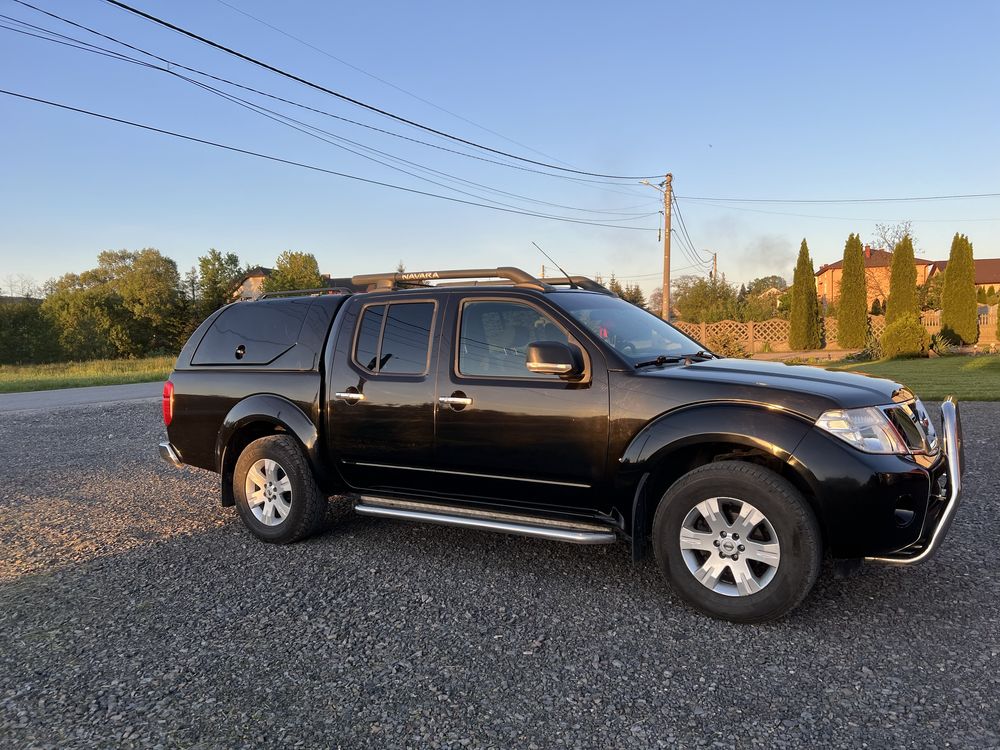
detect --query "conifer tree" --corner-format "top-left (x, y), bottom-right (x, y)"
top-left (941, 233), bottom-right (978, 343)
top-left (884, 235), bottom-right (918, 325)
top-left (837, 233), bottom-right (867, 348)
top-left (789, 239), bottom-right (822, 350)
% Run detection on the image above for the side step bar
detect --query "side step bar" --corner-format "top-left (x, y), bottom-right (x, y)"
top-left (354, 496), bottom-right (617, 545)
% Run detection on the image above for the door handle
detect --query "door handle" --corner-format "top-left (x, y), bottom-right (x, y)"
top-left (439, 394), bottom-right (472, 408)
top-left (335, 391), bottom-right (365, 402)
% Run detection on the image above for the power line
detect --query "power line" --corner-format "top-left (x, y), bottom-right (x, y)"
top-left (674, 199), bottom-right (1000, 223)
top-left (0, 11), bottom-right (658, 219)
top-left (678, 192), bottom-right (1000, 205)
top-left (671, 193), bottom-right (713, 265)
top-left (100, 0), bottom-right (661, 181)
top-left (210, 0), bottom-right (578, 170)
top-left (10, 1), bottom-right (661, 205)
top-left (1, 88), bottom-right (658, 231)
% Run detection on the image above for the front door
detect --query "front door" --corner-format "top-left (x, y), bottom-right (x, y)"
top-left (326, 295), bottom-right (440, 494)
top-left (433, 295), bottom-right (610, 515)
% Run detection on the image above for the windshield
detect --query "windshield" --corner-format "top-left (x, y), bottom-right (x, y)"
top-left (551, 292), bottom-right (704, 364)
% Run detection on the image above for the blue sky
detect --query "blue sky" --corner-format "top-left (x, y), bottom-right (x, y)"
top-left (2, 0), bottom-right (998, 295)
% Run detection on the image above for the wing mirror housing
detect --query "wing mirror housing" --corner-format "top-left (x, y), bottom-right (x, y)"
top-left (525, 341), bottom-right (585, 377)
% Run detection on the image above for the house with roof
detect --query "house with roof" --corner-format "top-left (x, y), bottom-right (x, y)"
top-left (814, 245), bottom-right (933, 308)
top-left (230, 266), bottom-right (362, 300)
top-left (927, 258), bottom-right (1000, 295)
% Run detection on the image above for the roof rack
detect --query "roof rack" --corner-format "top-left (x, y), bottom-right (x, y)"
top-left (352, 267), bottom-right (546, 292)
top-left (256, 287), bottom-right (354, 300)
top-left (350, 267), bottom-right (612, 295)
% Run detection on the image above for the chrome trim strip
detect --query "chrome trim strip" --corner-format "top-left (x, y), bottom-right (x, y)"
top-left (354, 503), bottom-right (616, 545)
top-left (158, 441), bottom-right (182, 468)
top-left (350, 461), bottom-right (591, 488)
top-left (866, 397), bottom-right (963, 566)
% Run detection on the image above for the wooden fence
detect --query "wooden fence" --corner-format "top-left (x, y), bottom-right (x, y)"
top-left (672, 311), bottom-right (999, 353)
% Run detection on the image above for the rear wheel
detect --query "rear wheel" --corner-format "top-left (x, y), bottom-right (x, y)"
top-left (234, 435), bottom-right (327, 543)
top-left (652, 461), bottom-right (822, 623)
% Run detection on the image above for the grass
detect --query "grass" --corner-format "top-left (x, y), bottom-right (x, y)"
top-left (0, 355), bottom-right (175, 393)
top-left (827, 354), bottom-right (1000, 401)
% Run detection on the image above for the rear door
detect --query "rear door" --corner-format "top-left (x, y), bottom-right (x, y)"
top-left (432, 293), bottom-right (611, 514)
top-left (326, 294), bottom-right (440, 493)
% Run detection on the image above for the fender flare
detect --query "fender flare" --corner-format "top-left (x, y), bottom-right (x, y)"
top-left (621, 402), bottom-right (816, 559)
top-left (215, 394), bottom-right (328, 505)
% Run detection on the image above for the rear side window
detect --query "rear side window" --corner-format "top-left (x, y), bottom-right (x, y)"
top-left (192, 299), bottom-right (311, 365)
top-left (353, 301), bottom-right (435, 375)
top-left (355, 305), bottom-right (385, 371)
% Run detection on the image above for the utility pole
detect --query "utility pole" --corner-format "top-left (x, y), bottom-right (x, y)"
top-left (711, 252), bottom-right (718, 280)
top-left (640, 173), bottom-right (672, 320)
top-left (661, 174), bottom-right (672, 320)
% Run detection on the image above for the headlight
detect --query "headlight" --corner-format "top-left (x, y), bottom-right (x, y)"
top-left (815, 407), bottom-right (908, 454)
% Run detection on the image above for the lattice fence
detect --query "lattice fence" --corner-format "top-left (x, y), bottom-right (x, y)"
top-left (673, 310), bottom-right (997, 352)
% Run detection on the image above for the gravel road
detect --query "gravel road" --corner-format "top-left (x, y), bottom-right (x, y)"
top-left (1, 400), bottom-right (998, 749)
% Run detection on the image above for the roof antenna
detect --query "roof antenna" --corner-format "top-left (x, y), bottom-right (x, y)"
top-left (532, 242), bottom-right (578, 289)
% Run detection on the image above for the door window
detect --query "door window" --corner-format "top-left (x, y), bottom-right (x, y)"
top-left (353, 301), bottom-right (434, 375)
top-left (458, 300), bottom-right (571, 378)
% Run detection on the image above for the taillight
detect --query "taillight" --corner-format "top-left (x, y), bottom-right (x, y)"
top-left (162, 380), bottom-right (174, 426)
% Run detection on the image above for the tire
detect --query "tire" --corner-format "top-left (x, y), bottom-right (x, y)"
top-left (652, 460), bottom-right (822, 624)
top-left (234, 435), bottom-right (327, 544)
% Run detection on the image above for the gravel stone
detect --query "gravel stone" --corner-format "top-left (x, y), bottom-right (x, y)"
top-left (0, 400), bottom-right (998, 748)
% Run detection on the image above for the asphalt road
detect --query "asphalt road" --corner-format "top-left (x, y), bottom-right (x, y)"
top-left (1, 400), bottom-right (998, 748)
top-left (0, 381), bottom-right (160, 413)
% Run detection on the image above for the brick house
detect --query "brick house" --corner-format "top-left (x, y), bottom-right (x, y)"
top-left (927, 258), bottom-right (1000, 294)
top-left (814, 245), bottom-right (933, 308)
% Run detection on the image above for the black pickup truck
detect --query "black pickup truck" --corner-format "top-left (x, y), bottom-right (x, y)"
top-left (159, 267), bottom-right (963, 623)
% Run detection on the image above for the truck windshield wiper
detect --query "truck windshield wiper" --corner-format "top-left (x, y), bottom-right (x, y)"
top-left (682, 350), bottom-right (716, 361)
top-left (634, 355), bottom-right (685, 368)
top-left (635, 351), bottom-right (716, 368)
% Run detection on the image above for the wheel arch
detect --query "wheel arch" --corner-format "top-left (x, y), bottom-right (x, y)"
top-left (216, 394), bottom-right (332, 507)
top-left (622, 403), bottom-right (824, 560)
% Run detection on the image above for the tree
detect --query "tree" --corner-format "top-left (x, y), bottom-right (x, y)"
top-left (746, 275), bottom-right (787, 295)
top-left (941, 233), bottom-right (978, 343)
top-left (671, 275), bottom-right (738, 323)
top-left (884, 235), bottom-right (918, 325)
top-left (41, 249), bottom-right (184, 359)
top-left (789, 239), bottom-right (822, 350)
top-left (605, 274), bottom-right (626, 298)
top-left (263, 251), bottom-right (323, 292)
top-left (620, 282), bottom-right (647, 309)
top-left (197, 249), bottom-right (242, 315)
top-left (0, 299), bottom-right (60, 364)
top-left (919, 270), bottom-right (946, 310)
top-left (647, 287), bottom-right (663, 318)
top-left (870, 298), bottom-right (882, 316)
top-left (837, 233), bottom-right (867, 348)
top-left (871, 221), bottom-right (914, 256)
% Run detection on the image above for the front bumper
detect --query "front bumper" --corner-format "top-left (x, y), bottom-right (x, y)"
top-left (159, 440), bottom-right (183, 468)
top-left (865, 397), bottom-right (963, 565)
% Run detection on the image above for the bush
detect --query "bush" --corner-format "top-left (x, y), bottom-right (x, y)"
top-left (880, 314), bottom-right (930, 359)
top-left (706, 330), bottom-right (751, 358)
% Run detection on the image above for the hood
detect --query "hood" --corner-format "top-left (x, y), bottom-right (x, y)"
top-left (637, 358), bottom-right (912, 417)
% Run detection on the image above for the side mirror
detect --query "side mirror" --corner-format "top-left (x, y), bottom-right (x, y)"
top-left (525, 341), bottom-right (584, 377)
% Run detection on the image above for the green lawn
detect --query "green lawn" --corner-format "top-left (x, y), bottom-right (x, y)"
top-left (828, 355), bottom-right (1000, 401)
top-left (0, 355), bottom-right (175, 393)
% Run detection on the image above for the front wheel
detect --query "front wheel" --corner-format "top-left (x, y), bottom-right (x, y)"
top-left (652, 461), bottom-right (822, 623)
top-left (234, 435), bottom-right (327, 544)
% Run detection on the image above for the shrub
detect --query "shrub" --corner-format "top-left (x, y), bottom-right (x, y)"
top-left (880, 314), bottom-right (930, 359)
top-left (705, 330), bottom-right (751, 358)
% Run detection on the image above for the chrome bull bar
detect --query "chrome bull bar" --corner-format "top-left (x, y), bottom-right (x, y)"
top-left (866, 397), bottom-right (963, 566)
